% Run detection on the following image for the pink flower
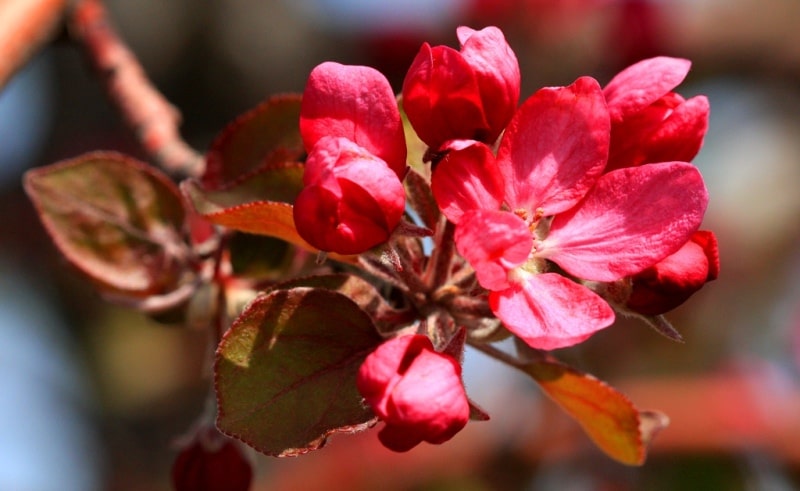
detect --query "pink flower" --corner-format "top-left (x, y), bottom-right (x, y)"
top-left (626, 230), bottom-right (719, 315)
top-left (294, 137), bottom-right (405, 255)
top-left (603, 56), bottom-right (710, 171)
top-left (402, 26), bottom-right (520, 152)
top-left (294, 62), bottom-right (407, 254)
top-left (432, 77), bottom-right (709, 350)
top-left (357, 334), bottom-right (470, 452)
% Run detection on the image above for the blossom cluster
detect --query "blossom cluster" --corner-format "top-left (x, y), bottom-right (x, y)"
top-left (293, 26), bottom-right (718, 451)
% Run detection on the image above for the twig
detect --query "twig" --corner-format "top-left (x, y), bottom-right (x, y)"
top-left (0, 0), bottom-right (68, 92)
top-left (67, 0), bottom-right (204, 178)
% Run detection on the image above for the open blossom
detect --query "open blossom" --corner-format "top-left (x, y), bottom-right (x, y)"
top-left (603, 56), bottom-right (709, 171)
top-left (432, 77), bottom-right (709, 350)
top-left (356, 334), bottom-right (469, 452)
top-left (402, 26), bottom-right (520, 152)
top-left (626, 230), bottom-right (719, 315)
top-left (294, 62), bottom-right (407, 254)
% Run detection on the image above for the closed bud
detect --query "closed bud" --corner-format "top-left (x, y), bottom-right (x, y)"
top-left (293, 137), bottom-right (405, 255)
top-left (402, 26), bottom-right (520, 152)
top-left (171, 426), bottom-right (252, 491)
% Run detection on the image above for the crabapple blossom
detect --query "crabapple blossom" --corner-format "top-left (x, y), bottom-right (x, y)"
top-left (626, 230), bottom-right (719, 315)
top-left (603, 56), bottom-right (710, 171)
top-left (402, 26), bottom-right (520, 152)
top-left (294, 62), bottom-right (407, 254)
top-left (432, 77), bottom-right (709, 350)
top-left (357, 334), bottom-right (469, 452)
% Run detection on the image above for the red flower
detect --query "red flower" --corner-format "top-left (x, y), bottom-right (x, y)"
top-left (294, 136), bottom-right (405, 255)
top-left (402, 26), bottom-right (520, 151)
top-left (295, 62), bottom-right (407, 254)
top-left (432, 77), bottom-right (709, 350)
top-left (172, 426), bottom-right (252, 491)
top-left (603, 56), bottom-right (709, 171)
top-left (357, 334), bottom-right (470, 452)
top-left (626, 230), bottom-right (719, 315)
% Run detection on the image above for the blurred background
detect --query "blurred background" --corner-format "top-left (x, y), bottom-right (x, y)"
top-left (2, 0), bottom-right (800, 489)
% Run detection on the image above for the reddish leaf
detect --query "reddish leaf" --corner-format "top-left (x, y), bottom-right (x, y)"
top-left (215, 287), bottom-right (383, 456)
top-left (524, 359), bottom-right (653, 465)
top-left (271, 273), bottom-right (407, 332)
top-left (203, 95), bottom-right (304, 188)
top-left (23, 152), bottom-right (189, 297)
top-left (183, 163), bottom-right (310, 248)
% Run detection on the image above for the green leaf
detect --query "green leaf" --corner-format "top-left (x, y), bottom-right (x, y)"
top-left (204, 95), bottom-right (304, 187)
top-left (215, 287), bottom-right (383, 456)
top-left (23, 151), bottom-right (189, 297)
top-left (524, 359), bottom-right (650, 465)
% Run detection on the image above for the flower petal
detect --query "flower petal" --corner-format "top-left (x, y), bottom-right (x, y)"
top-left (431, 141), bottom-right (503, 223)
top-left (402, 44), bottom-right (489, 149)
top-left (455, 209), bottom-right (532, 291)
top-left (385, 349), bottom-right (469, 445)
top-left (300, 62), bottom-right (407, 176)
top-left (626, 230), bottom-right (719, 315)
top-left (457, 26), bottom-right (521, 143)
top-left (490, 272), bottom-right (615, 350)
top-left (497, 76), bottom-right (609, 215)
top-left (294, 138), bottom-right (405, 255)
top-left (642, 95), bottom-right (710, 165)
top-left (603, 57), bottom-right (691, 122)
top-left (540, 161), bottom-right (708, 281)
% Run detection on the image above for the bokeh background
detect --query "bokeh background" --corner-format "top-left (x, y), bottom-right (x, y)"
top-left (2, 0), bottom-right (800, 489)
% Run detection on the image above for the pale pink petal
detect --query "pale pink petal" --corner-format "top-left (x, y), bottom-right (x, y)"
top-left (455, 209), bottom-right (531, 291)
top-left (300, 62), bottom-right (406, 176)
top-left (431, 141), bottom-right (503, 223)
top-left (540, 161), bottom-right (708, 281)
top-left (497, 76), bottom-right (609, 215)
top-left (603, 57), bottom-right (691, 122)
top-left (489, 272), bottom-right (615, 350)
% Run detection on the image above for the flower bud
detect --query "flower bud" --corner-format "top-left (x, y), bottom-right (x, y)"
top-left (402, 26), bottom-right (520, 151)
top-left (626, 230), bottom-right (719, 315)
top-left (603, 57), bottom-right (709, 171)
top-left (171, 426), bottom-right (252, 491)
top-left (293, 137), bottom-right (405, 255)
top-left (357, 334), bottom-right (470, 452)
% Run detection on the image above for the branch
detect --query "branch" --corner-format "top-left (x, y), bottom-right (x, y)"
top-left (0, 0), bottom-right (68, 91)
top-left (67, 0), bottom-right (204, 178)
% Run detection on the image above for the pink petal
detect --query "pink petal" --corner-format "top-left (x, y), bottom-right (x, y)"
top-left (402, 44), bottom-right (489, 149)
top-left (430, 141), bottom-right (503, 223)
top-left (457, 26), bottom-right (521, 143)
top-left (357, 335), bottom-right (431, 416)
top-left (603, 57), bottom-right (691, 122)
top-left (300, 62), bottom-right (407, 176)
top-left (294, 138), bottom-right (405, 255)
top-left (497, 76), bottom-right (609, 215)
top-left (643, 95), bottom-right (710, 165)
top-left (540, 161), bottom-right (708, 281)
top-left (626, 230), bottom-right (719, 315)
top-left (385, 349), bottom-right (469, 444)
top-left (455, 209), bottom-right (532, 291)
top-left (489, 272), bottom-right (615, 350)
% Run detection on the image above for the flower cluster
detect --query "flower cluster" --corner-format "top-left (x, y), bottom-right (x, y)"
top-left (294, 26), bottom-right (717, 451)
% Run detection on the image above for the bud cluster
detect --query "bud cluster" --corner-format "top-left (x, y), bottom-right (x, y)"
top-left (293, 26), bottom-right (717, 451)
